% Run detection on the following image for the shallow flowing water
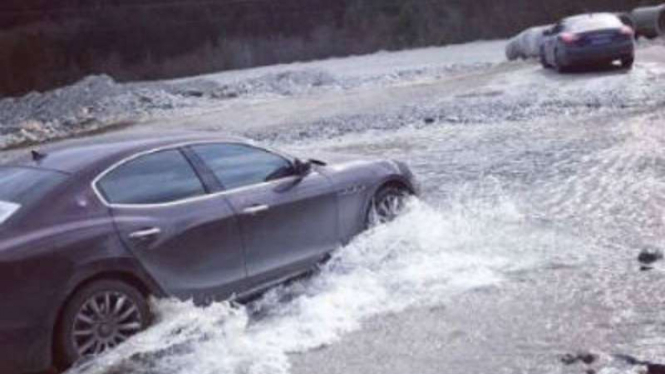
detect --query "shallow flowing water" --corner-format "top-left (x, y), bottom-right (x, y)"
top-left (59, 41), bottom-right (665, 374)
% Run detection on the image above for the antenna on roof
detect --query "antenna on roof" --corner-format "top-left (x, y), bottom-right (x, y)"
top-left (31, 150), bottom-right (47, 162)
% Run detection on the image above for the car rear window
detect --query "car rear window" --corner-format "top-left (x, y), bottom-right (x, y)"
top-left (0, 166), bottom-right (68, 222)
top-left (567, 15), bottom-right (623, 32)
top-left (96, 149), bottom-right (206, 205)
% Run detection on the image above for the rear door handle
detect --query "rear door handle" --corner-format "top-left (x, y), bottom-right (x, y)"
top-left (129, 227), bottom-right (161, 240)
top-left (242, 204), bottom-right (270, 215)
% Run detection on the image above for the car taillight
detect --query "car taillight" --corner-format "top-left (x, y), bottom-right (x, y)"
top-left (559, 33), bottom-right (580, 44)
top-left (620, 26), bottom-right (635, 37)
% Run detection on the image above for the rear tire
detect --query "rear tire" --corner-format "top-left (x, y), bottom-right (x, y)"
top-left (554, 48), bottom-right (567, 73)
top-left (621, 56), bottom-right (635, 69)
top-left (366, 185), bottom-right (410, 227)
top-left (55, 280), bottom-right (151, 369)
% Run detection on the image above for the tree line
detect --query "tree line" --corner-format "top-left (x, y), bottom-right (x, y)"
top-left (0, 0), bottom-right (660, 97)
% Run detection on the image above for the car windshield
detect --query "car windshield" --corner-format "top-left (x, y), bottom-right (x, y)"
top-left (0, 167), bottom-right (68, 221)
top-left (566, 15), bottom-right (623, 32)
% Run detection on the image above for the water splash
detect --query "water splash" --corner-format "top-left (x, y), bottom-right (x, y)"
top-left (69, 197), bottom-right (584, 374)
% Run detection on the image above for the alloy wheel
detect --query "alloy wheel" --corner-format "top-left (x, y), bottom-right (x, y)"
top-left (71, 291), bottom-right (144, 357)
top-left (368, 188), bottom-right (408, 227)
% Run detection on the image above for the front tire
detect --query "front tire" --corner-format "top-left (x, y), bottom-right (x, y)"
top-left (367, 185), bottom-right (410, 227)
top-left (55, 280), bottom-right (151, 369)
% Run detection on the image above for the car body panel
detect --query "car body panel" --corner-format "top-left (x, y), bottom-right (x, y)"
top-left (108, 197), bottom-right (247, 303)
top-left (319, 159), bottom-right (418, 243)
top-left (0, 213), bottom-right (150, 372)
top-left (559, 32), bottom-right (634, 65)
top-left (222, 173), bottom-right (339, 288)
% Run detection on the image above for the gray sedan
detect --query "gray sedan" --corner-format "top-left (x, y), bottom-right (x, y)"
top-left (0, 132), bottom-right (417, 372)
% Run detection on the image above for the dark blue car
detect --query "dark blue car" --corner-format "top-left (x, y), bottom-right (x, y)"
top-left (540, 13), bottom-right (635, 72)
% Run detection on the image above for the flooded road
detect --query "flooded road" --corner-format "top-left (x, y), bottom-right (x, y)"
top-left (58, 40), bottom-right (665, 374)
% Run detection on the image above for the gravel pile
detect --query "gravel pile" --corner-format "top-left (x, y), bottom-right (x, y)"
top-left (250, 64), bottom-right (665, 145)
top-left (0, 61), bottom-right (494, 149)
top-left (0, 75), bottom-right (194, 148)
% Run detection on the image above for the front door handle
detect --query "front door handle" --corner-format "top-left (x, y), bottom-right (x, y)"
top-left (242, 204), bottom-right (270, 215)
top-left (129, 227), bottom-right (161, 240)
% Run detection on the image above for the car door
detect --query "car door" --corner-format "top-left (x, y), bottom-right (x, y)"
top-left (188, 143), bottom-right (339, 287)
top-left (94, 148), bottom-right (246, 303)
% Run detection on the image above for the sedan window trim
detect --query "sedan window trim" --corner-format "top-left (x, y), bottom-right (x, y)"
top-left (91, 140), bottom-right (301, 209)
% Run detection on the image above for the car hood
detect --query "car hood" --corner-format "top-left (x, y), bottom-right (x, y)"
top-left (302, 150), bottom-right (377, 165)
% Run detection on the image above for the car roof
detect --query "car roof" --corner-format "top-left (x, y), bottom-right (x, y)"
top-left (7, 131), bottom-right (248, 175)
top-left (562, 13), bottom-right (619, 24)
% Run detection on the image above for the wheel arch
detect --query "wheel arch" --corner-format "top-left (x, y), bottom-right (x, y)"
top-left (362, 176), bottom-right (416, 222)
top-left (50, 263), bottom-right (163, 368)
top-left (376, 178), bottom-right (415, 195)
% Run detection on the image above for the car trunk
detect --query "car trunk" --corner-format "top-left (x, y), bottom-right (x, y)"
top-left (572, 28), bottom-right (631, 47)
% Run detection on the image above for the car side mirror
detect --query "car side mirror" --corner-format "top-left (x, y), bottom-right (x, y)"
top-left (293, 159), bottom-right (312, 177)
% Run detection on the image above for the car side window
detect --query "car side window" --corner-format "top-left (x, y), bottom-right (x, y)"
top-left (97, 149), bottom-right (206, 205)
top-left (191, 143), bottom-right (295, 190)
